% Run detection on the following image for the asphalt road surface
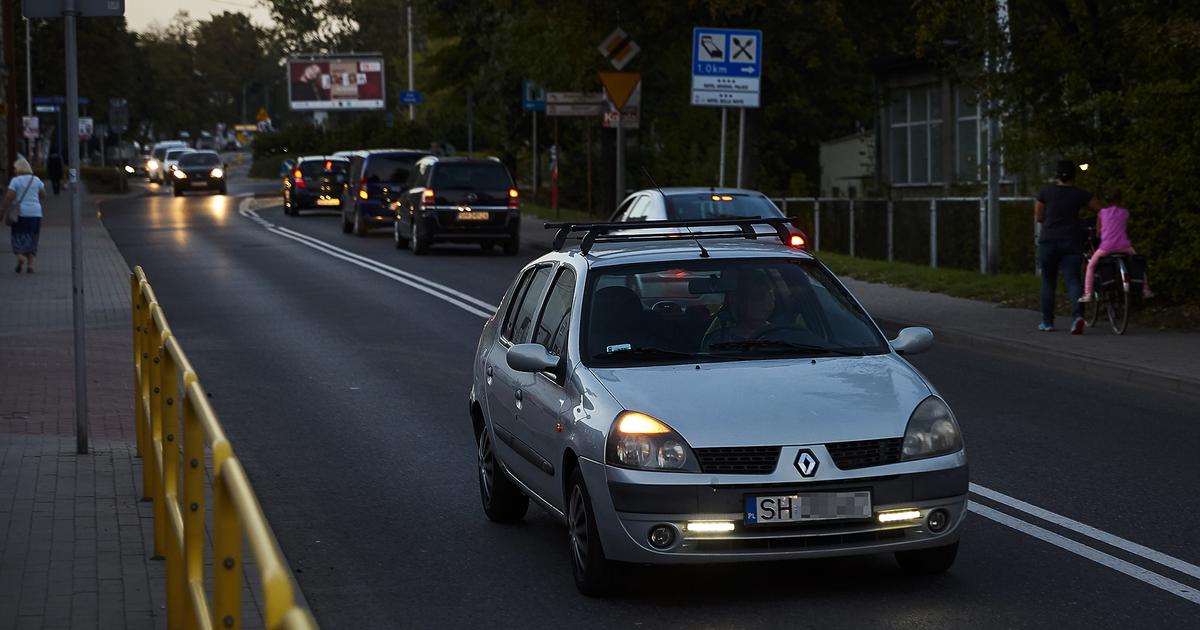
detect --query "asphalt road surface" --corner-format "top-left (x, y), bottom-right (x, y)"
top-left (99, 178), bottom-right (1200, 629)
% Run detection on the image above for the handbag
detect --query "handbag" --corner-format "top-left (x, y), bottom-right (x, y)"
top-left (3, 176), bottom-right (36, 226)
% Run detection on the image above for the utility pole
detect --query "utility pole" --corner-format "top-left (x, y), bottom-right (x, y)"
top-left (531, 110), bottom-right (538, 197)
top-left (25, 17), bottom-right (33, 158)
top-left (614, 108), bottom-right (623, 204)
top-left (985, 0), bottom-right (1009, 274)
top-left (64, 0), bottom-right (88, 454)
top-left (718, 108), bottom-right (726, 186)
top-left (406, 3), bottom-right (415, 121)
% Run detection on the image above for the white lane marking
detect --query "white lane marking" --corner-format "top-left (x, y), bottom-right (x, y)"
top-left (971, 482), bottom-right (1200, 581)
top-left (969, 501), bottom-right (1200, 605)
top-left (237, 197), bottom-right (498, 318)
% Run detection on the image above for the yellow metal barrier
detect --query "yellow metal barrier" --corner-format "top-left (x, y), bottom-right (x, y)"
top-left (132, 266), bottom-right (318, 630)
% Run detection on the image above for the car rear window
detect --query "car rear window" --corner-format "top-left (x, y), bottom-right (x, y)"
top-left (299, 160), bottom-right (348, 178)
top-left (431, 163), bottom-right (512, 190)
top-left (665, 193), bottom-right (783, 221)
top-left (178, 153), bottom-right (219, 167)
top-left (165, 149), bottom-right (192, 161)
top-left (364, 155), bottom-right (419, 183)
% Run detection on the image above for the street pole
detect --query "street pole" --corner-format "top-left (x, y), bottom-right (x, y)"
top-left (615, 108), bottom-right (624, 205)
top-left (25, 17), bottom-right (32, 158)
top-left (406, 3), bottom-right (415, 121)
top-left (718, 108), bottom-right (726, 186)
top-left (64, 0), bottom-right (89, 455)
top-left (736, 107), bottom-right (745, 188)
top-left (985, 0), bottom-right (1009, 274)
top-left (531, 110), bottom-right (538, 198)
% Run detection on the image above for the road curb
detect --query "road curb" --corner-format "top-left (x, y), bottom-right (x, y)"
top-left (877, 317), bottom-right (1200, 398)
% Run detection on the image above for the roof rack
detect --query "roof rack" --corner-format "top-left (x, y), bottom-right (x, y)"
top-left (544, 217), bottom-right (802, 255)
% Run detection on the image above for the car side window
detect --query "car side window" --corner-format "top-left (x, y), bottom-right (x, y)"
top-left (611, 196), bottom-right (636, 222)
top-left (533, 267), bottom-right (577, 360)
top-left (500, 268), bottom-right (534, 342)
top-left (625, 196), bottom-right (650, 222)
top-left (508, 266), bottom-right (554, 344)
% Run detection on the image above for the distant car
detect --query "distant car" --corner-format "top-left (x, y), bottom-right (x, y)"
top-left (610, 188), bottom-right (808, 249)
top-left (146, 141), bottom-right (187, 183)
top-left (171, 151), bottom-right (227, 196)
top-left (161, 148), bottom-right (196, 183)
top-left (341, 149), bottom-right (433, 236)
top-left (283, 156), bottom-right (350, 215)
top-left (392, 156), bottom-right (521, 255)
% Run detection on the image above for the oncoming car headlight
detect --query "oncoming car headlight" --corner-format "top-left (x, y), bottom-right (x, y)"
top-left (901, 396), bottom-right (963, 461)
top-left (606, 411), bottom-right (700, 472)
top-left (210, 167), bottom-right (224, 179)
top-left (147, 160), bottom-right (159, 171)
top-left (173, 169), bottom-right (188, 179)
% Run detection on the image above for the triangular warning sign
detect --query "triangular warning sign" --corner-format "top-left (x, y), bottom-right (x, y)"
top-left (598, 72), bottom-right (641, 111)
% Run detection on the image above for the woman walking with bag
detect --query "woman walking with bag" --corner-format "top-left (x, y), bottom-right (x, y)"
top-left (4, 158), bottom-right (48, 273)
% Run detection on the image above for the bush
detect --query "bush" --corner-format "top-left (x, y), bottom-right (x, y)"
top-left (80, 166), bottom-right (128, 194)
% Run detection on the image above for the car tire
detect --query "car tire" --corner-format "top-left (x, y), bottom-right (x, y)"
top-left (502, 234), bottom-right (520, 256)
top-left (476, 427), bottom-right (528, 522)
top-left (567, 468), bottom-right (617, 596)
top-left (218, 185), bottom-right (227, 196)
top-left (393, 222), bottom-right (409, 249)
top-left (411, 222), bottom-right (430, 255)
top-left (353, 211), bottom-right (367, 237)
top-left (895, 541), bottom-right (959, 575)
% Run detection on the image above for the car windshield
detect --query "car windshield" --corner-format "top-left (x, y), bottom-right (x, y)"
top-left (165, 149), bottom-right (191, 161)
top-left (665, 193), bottom-right (783, 221)
top-left (584, 258), bottom-right (887, 365)
top-left (364, 155), bottom-right (419, 183)
top-left (178, 153), bottom-right (219, 167)
top-left (431, 163), bottom-right (512, 190)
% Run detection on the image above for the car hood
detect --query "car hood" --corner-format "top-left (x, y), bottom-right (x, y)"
top-left (589, 354), bottom-right (931, 447)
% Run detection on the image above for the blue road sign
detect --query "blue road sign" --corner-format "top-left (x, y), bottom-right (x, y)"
top-left (399, 91), bottom-right (423, 105)
top-left (691, 27), bottom-right (762, 108)
top-left (522, 81), bottom-right (546, 112)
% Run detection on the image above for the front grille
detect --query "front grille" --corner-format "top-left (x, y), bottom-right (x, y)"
top-left (693, 528), bottom-right (906, 552)
top-left (694, 446), bottom-right (781, 474)
top-left (826, 438), bottom-right (903, 470)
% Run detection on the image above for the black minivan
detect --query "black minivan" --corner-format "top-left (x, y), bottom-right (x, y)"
top-left (392, 156), bottom-right (521, 255)
top-left (341, 149), bottom-right (432, 236)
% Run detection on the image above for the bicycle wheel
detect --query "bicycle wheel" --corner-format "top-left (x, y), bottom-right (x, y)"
top-left (1106, 285), bottom-right (1130, 334)
top-left (1083, 290), bottom-right (1101, 327)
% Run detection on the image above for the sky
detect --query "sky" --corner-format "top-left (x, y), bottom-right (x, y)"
top-left (125, 0), bottom-right (274, 32)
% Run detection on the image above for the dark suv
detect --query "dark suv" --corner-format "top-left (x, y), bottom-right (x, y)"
top-left (283, 156), bottom-right (349, 215)
top-left (342, 149), bottom-right (432, 236)
top-left (393, 157), bottom-right (521, 255)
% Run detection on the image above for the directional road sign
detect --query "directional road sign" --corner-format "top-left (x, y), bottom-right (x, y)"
top-left (399, 91), bottom-right (423, 105)
top-left (522, 81), bottom-right (546, 112)
top-left (691, 27), bottom-right (762, 108)
top-left (546, 92), bottom-right (605, 117)
top-left (23, 0), bottom-right (124, 18)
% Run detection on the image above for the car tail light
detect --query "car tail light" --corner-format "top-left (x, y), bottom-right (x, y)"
top-left (508, 187), bottom-right (519, 209)
top-left (358, 177), bottom-right (369, 200)
top-left (325, 160), bottom-right (332, 170)
top-left (422, 189), bottom-right (436, 207)
top-left (788, 228), bottom-right (808, 249)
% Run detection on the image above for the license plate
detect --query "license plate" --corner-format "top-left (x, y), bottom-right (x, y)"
top-left (457, 211), bottom-right (489, 221)
top-left (744, 491), bottom-right (872, 525)
top-left (191, 181), bottom-right (207, 187)
top-left (316, 197), bottom-right (340, 206)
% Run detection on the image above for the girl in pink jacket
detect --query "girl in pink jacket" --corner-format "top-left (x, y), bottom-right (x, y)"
top-left (1080, 189), bottom-right (1152, 302)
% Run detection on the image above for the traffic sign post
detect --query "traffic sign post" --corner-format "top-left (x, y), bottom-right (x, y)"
top-left (523, 82), bottom-right (545, 196)
top-left (691, 27), bottom-right (762, 188)
top-left (598, 72), bottom-right (640, 206)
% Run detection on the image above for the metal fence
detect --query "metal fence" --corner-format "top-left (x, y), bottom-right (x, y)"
top-left (133, 267), bottom-right (317, 630)
top-left (770, 197), bottom-right (1038, 274)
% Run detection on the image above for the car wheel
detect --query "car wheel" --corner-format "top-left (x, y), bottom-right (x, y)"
top-left (411, 222), bottom-right (430, 255)
top-left (895, 541), bottom-right (959, 575)
top-left (567, 468), bottom-right (616, 596)
top-left (502, 234), bottom-right (520, 256)
top-left (476, 427), bottom-right (528, 522)
top-left (218, 185), bottom-right (227, 195)
top-left (353, 211), bottom-right (367, 237)
top-left (393, 222), bottom-right (409, 249)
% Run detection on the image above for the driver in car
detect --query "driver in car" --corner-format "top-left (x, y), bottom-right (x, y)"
top-left (700, 271), bottom-right (777, 350)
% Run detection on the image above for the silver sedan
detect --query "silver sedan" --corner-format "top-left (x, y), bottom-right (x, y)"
top-left (469, 223), bottom-right (967, 595)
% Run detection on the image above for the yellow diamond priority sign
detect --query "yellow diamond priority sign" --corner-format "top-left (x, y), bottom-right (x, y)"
top-left (598, 72), bottom-right (641, 112)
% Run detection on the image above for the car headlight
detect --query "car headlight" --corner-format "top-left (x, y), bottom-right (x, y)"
top-left (147, 160), bottom-right (159, 171)
top-left (606, 411), bottom-right (701, 472)
top-left (210, 167), bottom-right (224, 179)
top-left (124, 165), bottom-right (136, 174)
top-left (173, 169), bottom-right (187, 179)
top-left (901, 396), bottom-right (963, 461)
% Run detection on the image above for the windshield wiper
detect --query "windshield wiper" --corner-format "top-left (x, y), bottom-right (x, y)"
top-left (592, 346), bottom-right (699, 361)
top-left (708, 340), bottom-right (865, 356)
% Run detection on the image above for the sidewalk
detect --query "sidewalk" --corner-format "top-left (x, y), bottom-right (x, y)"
top-left (521, 219), bottom-right (1200, 397)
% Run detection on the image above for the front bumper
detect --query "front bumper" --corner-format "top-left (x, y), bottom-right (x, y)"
top-left (175, 176), bottom-right (225, 190)
top-left (578, 451), bottom-right (968, 564)
top-left (416, 208), bottom-right (520, 242)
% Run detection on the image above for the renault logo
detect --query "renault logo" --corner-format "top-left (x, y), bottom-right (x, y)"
top-left (794, 449), bottom-right (819, 477)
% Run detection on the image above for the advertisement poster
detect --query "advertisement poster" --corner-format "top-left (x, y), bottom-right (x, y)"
top-left (288, 57), bottom-right (385, 110)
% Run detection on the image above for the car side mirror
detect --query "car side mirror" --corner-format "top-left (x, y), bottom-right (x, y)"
top-left (507, 343), bottom-right (560, 373)
top-left (890, 327), bottom-right (934, 356)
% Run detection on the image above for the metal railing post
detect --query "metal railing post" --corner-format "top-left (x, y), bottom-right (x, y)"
top-left (212, 444), bottom-right (243, 630)
top-left (182, 379), bottom-right (205, 626)
top-left (781, 197), bottom-right (788, 215)
top-left (139, 301), bottom-right (154, 501)
top-left (929, 199), bottom-right (938, 268)
top-left (978, 197), bottom-right (988, 273)
top-left (886, 200), bottom-right (894, 262)
top-left (160, 350), bottom-right (185, 627)
top-left (848, 199), bottom-right (856, 257)
top-left (149, 324), bottom-right (167, 560)
top-left (813, 200), bottom-right (821, 252)
top-left (131, 274), bottom-right (142, 458)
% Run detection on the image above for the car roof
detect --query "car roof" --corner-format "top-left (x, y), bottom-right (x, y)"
top-left (164, 147), bottom-right (194, 155)
top-left (297, 155), bottom-right (349, 163)
top-left (630, 187), bottom-right (773, 197)
top-left (419, 156), bottom-right (503, 165)
top-left (538, 238), bottom-right (813, 270)
top-left (180, 151), bottom-right (218, 158)
top-left (351, 149), bottom-right (431, 159)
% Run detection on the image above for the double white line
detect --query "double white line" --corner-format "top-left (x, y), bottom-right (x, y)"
top-left (238, 197), bottom-right (498, 319)
top-left (238, 195), bottom-right (1200, 606)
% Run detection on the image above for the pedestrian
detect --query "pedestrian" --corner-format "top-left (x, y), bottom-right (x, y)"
top-left (1080, 189), bottom-right (1152, 302)
top-left (4, 158), bottom-right (48, 274)
top-left (1034, 160), bottom-right (1100, 334)
top-left (46, 150), bottom-right (63, 195)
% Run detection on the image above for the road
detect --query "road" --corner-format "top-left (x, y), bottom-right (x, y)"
top-left (99, 176), bottom-right (1200, 628)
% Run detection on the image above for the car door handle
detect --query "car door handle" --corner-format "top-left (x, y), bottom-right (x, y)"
top-left (514, 389), bottom-right (523, 402)
top-left (486, 365), bottom-right (493, 377)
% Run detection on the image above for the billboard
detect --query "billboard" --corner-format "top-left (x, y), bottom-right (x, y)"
top-left (288, 56), bottom-right (385, 111)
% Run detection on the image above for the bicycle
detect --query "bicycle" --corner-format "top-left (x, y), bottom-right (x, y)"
top-left (1081, 227), bottom-right (1147, 335)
